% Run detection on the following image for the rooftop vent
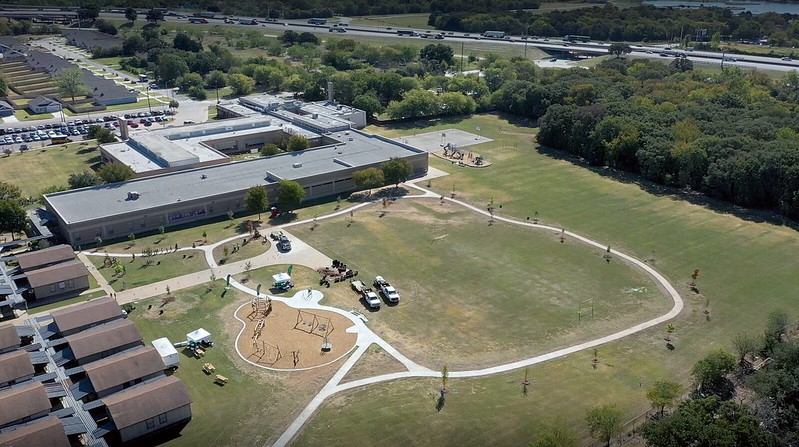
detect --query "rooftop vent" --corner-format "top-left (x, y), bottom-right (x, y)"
top-left (201, 174), bottom-right (207, 179)
top-left (127, 191), bottom-right (140, 200)
top-left (293, 163), bottom-right (303, 168)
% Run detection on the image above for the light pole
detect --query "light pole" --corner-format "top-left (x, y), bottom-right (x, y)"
top-left (145, 86), bottom-right (152, 115)
top-left (524, 24), bottom-right (534, 59)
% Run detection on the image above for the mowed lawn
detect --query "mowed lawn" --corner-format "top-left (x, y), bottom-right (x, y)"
top-left (89, 251), bottom-right (208, 291)
top-left (293, 199), bottom-right (668, 368)
top-left (0, 143), bottom-right (101, 197)
top-left (128, 285), bottom-right (341, 447)
top-left (293, 114), bottom-right (799, 446)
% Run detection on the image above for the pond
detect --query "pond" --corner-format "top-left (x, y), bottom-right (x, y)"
top-left (642, 0), bottom-right (799, 15)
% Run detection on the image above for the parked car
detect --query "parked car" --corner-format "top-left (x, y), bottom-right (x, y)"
top-left (278, 235), bottom-right (292, 252)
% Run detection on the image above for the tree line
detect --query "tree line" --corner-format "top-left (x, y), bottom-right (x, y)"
top-left (430, 4), bottom-right (799, 48)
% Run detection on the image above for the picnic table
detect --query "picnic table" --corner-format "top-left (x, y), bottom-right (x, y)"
top-left (203, 363), bottom-right (215, 374)
top-left (214, 374), bottom-right (229, 385)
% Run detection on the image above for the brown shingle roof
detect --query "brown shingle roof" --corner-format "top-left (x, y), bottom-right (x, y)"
top-left (0, 415), bottom-right (70, 447)
top-left (25, 259), bottom-right (89, 288)
top-left (50, 297), bottom-right (121, 334)
top-left (0, 322), bottom-right (19, 351)
top-left (0, 381), bottom-right (50, 427)
top-left (104, 376), bottom-right (191, 430)
top-left (14, 245), bottom-right (75, 271)
top-left (64, 319), bottom-right (142, 361)
top-left (83, 346), bottom-right (164, 393)
top-left (0, 351), bottom-right (34, 385)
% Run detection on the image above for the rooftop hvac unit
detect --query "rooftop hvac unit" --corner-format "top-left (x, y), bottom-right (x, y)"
top-left (127, 191), bottom-right (140, 200)
top-left (293, 163), bottom-right (302, 168)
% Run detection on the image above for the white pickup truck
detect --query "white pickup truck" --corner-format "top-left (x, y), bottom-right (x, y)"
top-left (373, 276), bottom-right (400, 303)
top-left (353, 280), bottom-right (381, 309)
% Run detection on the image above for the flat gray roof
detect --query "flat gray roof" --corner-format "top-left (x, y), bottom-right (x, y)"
top-left (45, 126), bottom-right (424, 225)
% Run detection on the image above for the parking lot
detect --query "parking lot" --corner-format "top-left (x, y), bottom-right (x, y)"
top-left (0, 109), bottom-right (174, 152)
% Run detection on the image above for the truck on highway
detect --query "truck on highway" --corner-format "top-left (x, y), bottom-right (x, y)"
top-left (481, 30), bottom-right (506, 39)
top-left (373, 276), bottom-right (400, 303)
top-left (239, 18), bottom-right (258, 25)
top-left (188, 17), bottom-right (209, 24)
top-left (397, 30), bottom-right (417, 36)
top-left (307, 18), bottom-right (327, 25)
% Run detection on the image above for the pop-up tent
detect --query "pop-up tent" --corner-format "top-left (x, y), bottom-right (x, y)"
top-left (272, 272), bottom-right (293, 290)
top-left (186, 328), bottom-right (211, 344)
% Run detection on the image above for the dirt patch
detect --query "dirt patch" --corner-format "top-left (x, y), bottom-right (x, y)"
top-left (235, 300), bottom-right (357, 369)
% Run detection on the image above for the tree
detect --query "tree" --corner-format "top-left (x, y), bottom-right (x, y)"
top-left (97, 163), bottom-right (134, 184)
top-left (68, 171), bottom-right (100, 189)
top-left (0, 181), bottom-right (21, 202)
top-left (646, 380), bottom-right (682, 416)
top-left (174, 32), bottom-right (202, 52)
top-left (206, 70), bottom-right (227, 90)
top-left (245, 185), bottom-right (268, 220)
top-left (691, 349), bottom-right (735, 395)
top-left (585, 404), bottom-right (623, 447)
top-left (386, 89), bottom-right (442, 119)
top-left (125, 7), bottom-right (137, 23)
top-left (530, 418), bottom-right (578, 447)
top-left (87, 125), bottom-right (115, 143)
top-left (38, 185), bottom-right (67, 205)
top-left (260, 144), bottom-right (281, 157)
top-left (55, 68), bottom-right (88, 102)
top-left (353, 93), bottom-right (384, 117)
top-left (608, 42), bottom-right (632, 58)
top-left (95, 19), bottom-right (117, 36)
top-left (146, 9), bottom-right (164, 23)
top-left (286, 134), bottom-right (309, 152)
top-left (641, 397), bottom-right (779, 447)
top-left (670, 57), bottom-right (694, 72)
top-left (177, 72), bottom-right (204, 92)
top-left (353, 167), bottom-right (385, 195)
top-left (731, 332), bottom-right (759, 366)
top-left (157, 54), bottom-right (189, 85)
top-left (763, 310), bottom-right (790, 354)
top-left (0, 200), bottom-right (26, 237)
top-left (77, 6), bottom-right (99, 21)
top-left (420, 43), bottom-right (454, 67)
top-left (276, 179), bottom-right (305, 211)
top-left (227, 73), bottom-right (255, 96)
top-left (381, 157), bottom-right (412, 186)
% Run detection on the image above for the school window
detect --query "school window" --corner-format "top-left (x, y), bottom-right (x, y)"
top-left (49, 284), bottom-right (57, 293)
top-left (158, 413), bottom-right (168, 424)
top-left (146, 417), bottom-right (155, 429)
top-left (58, 281), bottom-right (66, 290)
top-left (128, 221), bottom-right (134, 231)
top-left (67, 279), bottom-right (75, 288)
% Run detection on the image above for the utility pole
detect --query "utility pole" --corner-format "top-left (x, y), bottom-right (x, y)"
top-left (460, 41), bottom-right (464, 73)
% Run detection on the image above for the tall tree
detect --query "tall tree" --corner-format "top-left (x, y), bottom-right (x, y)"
top-left (608, 42), bottom-right (632, 58)
top-left (157, 54), bottom-right (189, 85)
top-left (691, 349), bottom-right (735, 396)
top-left (641, 397), bottom-right (779, 447)
top-left (731, 332), bottom-right (759, 367)
top-left (585, 404), bottom-right (624, 447)
top-left (227, 73), bottom-right (255, 96)
top-left (97, 163), bottom-right (134, 184)
top-left (245, 185), bottom-right (268, 220)
top-left (0, 181), bottom-right (21, 202)
top-left (125, 7), bottom-right (137, 23)
top-left (353, 167), bottom-right (385, 195)
top-left (381, 157), bottom-right (412, 186)
top-left (55, 68), bottom-right (88, 102)
top-left (763, 310), bottom-right (790, 354)
top-left (646, 380), bottom-right (682, 416)
top-left (286, 135), bottom-right (309, 152)
top-left (0, 200), bottom-right (26, 238)
top-left (146, 9), bottom-right (164, 23)
top-left (530, 417), bottom-right (578, 447)
top-left (276, 179), bottom-right (305, 211)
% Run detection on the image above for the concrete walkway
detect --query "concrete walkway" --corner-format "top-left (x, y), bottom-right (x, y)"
top-left (67, 180), bottom-right (683, 447)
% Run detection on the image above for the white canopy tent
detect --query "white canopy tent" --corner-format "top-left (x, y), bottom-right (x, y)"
top-left (186, 328), bottom-right (211, 344)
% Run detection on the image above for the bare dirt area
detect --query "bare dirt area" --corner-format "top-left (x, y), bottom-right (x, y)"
top-left (235, 299), bottom-right (358, 370)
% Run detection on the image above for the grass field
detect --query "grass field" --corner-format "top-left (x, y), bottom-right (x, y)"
top-left (326, 34), bottom-right (548, 60)
top-left (293, 199), bottom-right (669, 368)
top-left (0, 142), bottom-right (100, 197)
top-left (288, 113), bottom-right (799, 446)
top-left (89, 251), bottom-right (208, 291)
top-left (212, 237), bottom-right (269, 265)
top-left (13, 110), bottom-right (54, 121)
top-left (128, 284), bottom-right (343, 447)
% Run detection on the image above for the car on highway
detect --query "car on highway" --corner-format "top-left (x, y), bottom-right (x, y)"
top-left (782, 56), bottom-right (792, 61)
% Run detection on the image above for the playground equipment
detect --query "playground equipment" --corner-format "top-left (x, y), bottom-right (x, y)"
top-left (251, 340), bottom-right (283, 365)
top-left (252, 318), bottom-right (265, 340)
top-left (443, 143), bottom-right (465, 160)
top-left (293, 309), bottom-right (334, 339)
top-left (247, 297), bottom-right (272, 320)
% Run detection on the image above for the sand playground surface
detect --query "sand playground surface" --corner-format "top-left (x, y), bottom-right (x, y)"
top-left (236, 299), bottom-right (357, 370)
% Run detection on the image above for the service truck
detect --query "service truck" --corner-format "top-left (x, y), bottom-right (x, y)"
top-left (373, 276), bottom-right (400, 303)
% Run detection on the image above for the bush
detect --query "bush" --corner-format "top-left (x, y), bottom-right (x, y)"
top-left (187, 86), bottom-right (207, 100)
